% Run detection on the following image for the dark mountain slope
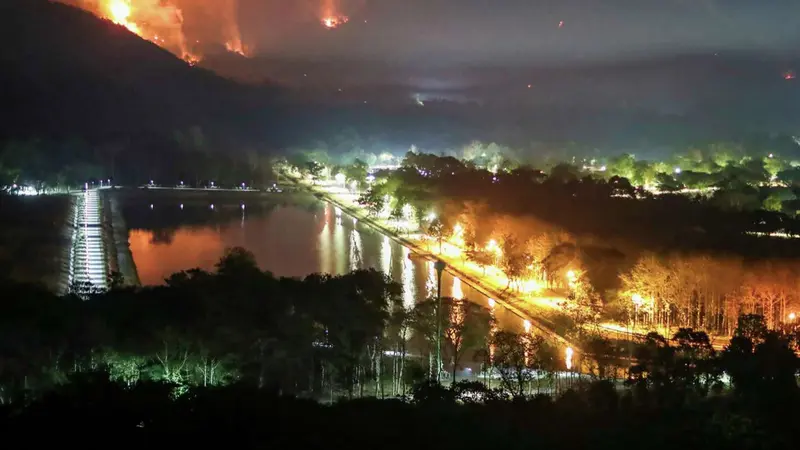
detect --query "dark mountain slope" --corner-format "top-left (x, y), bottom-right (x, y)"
top-left (0, 0), bottom-right (272, 141)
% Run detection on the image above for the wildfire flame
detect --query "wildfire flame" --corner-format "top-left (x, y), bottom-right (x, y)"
top-left (107, 0), bottom-right (139, 34)
top-left (60, 0), bottom-right (248, 62)
top-left (320, 0), bottom-right (348, 29)
top-left (321, 15), bottom-right (349, 29)
top-left (63, 0), bottom-right (198, 63)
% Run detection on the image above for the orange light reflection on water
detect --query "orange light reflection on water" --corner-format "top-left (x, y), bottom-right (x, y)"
top-left (128, 228), bottom-right (226, 285)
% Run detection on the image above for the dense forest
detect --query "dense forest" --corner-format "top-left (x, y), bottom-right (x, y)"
top-left (286, 148), bottom-right (800, 341)
top-left (1, 249), bottom-right (799, 448)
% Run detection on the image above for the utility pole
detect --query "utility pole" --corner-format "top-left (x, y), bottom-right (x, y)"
top-left (434, 259), bottom-right (446, 383)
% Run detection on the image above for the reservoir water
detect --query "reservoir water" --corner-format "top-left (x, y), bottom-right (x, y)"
top-left (122, 192), bottom-right (526, 332)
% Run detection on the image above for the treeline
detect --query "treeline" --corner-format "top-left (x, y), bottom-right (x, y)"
top-left (2, 248), bottom-right (572, 403)
top-left (0, 129), bottom-right (275, 193)
top-left (296, 152), bottom-right (800, 338)
top-left (1, 374), bottom-right (797, 448)
top-left (2, 311), bottom-right (800, 448)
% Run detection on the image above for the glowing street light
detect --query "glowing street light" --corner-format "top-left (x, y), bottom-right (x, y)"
top-left (523, 319), bottom-right (532, 333)
top-left (789, 312), bottom-right (797, 322)
top-left (631, 293), bottom-right (644, 308)
top-left (426, 211), bottom-right (437, 222)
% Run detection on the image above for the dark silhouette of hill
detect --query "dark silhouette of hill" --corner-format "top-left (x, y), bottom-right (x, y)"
top-left (0, 0), bottom-right (273, 142)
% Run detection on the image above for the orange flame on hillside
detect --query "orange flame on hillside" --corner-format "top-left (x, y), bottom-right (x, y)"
top-left (320, 0), bottom-right (348, 29)
top-left (65, 0), bottom-right (199, 63)
top-left (321, 15), bottom-right (348, 29)
top-left (63, 0), bottom-right (248, 62)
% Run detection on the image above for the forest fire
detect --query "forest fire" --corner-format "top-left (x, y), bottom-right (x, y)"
top-left (59, 0), bottom-right (247, 62)
top-left (320, 0), bottom-right (349, 29)
top-left (321, 15), bottom-right (349, 29)
top-left (64, 0), bottom-right (197, 62)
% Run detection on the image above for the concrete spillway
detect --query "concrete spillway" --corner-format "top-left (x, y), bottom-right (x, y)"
top-left (67, 189), bottom-right (109, 295)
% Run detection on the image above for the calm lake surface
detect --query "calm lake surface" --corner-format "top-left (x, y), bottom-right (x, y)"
top-left (122, 192), bottom-right (525, 332)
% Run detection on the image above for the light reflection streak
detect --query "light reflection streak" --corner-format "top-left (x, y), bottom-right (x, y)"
top-left (448, 298), bottom-right (465, 345)
top-left (452, 276), bottom-right (464, 300)
top-left (401, 246), bottom-right (416, 310)
top-left (566, 347), bottom-right (574, 371)
top-left (333, 209), bottom-right (345, 274)
top-left (381, 235), bottom-right (392, 276)
top-left (425, 260), bottom-right (436, 299)
top-left (318, 208), bottom-right (332, 275)
top-left (349, 228), bottom-right (363, 271)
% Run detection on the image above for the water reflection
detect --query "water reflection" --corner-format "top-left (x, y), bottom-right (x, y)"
top-left (126, 198), bottom-right (523, 330)
top-left (452, 277), bottom-right (464, 300)
top-left (349, 229), bottom-right (362, 271)
top-left (401, 246), bottom-right (415, 310)
top-left (380, 235), bottom-right (392, 277)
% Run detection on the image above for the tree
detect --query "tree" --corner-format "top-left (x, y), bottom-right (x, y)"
top-left (490, 331), bottom-right (546, 397)
top-left (442, 299), bottom-right (495, 384)
top-left (762, 191), bottom-right (784, 212)
top-left (426, 219), bottom-right (445, 253)
top-left (499, 234), bottom-right (531, 289)
top-left (357, 188), bottom-right (385, 216)
top-left (466, 250), bottom-right (495, 275)
top-left (607, 153), bottom-right (636, 180)
top-left (344, 159), bottom-right (369, 191)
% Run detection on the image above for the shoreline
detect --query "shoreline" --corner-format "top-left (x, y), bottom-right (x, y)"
top-left (289, 177), bottom-right (576, 350)
top-left (104, 190), bottom-right (141, 287)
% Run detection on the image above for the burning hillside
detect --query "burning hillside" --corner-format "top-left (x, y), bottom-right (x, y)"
top-left (56, 0), bottom-right (245, 63)
top-left (320, 0), bottom-right (350, 29)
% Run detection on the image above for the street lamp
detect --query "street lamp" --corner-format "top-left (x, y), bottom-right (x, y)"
top-left (434, 259), bottom-right (446, 383)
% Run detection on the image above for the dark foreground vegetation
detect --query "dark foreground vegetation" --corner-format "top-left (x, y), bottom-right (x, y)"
top-left (1, 373), bottom-right (798, 448)
top-left (2, 249), bottom-right (800, 447)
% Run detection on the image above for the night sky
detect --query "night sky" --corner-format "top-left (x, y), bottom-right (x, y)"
top-left (238, 0), bottom-right (800, 64)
